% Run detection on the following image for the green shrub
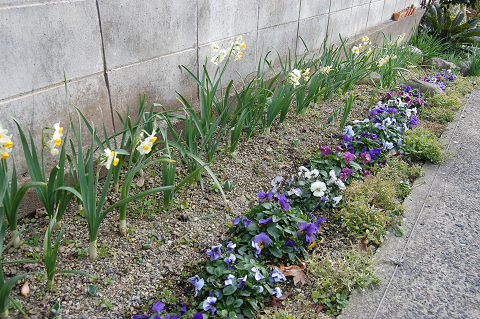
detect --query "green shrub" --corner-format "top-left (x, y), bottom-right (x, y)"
top-left (340, 197), bottom-right (387, 245)
top-left (420, 106), bottom-right (456, 124)
top-left (306, 248), bottom-right (380, 315)
top-left (403, 128), bottom-right (444, 164)
top-left (373, 158), bottom-right (422, 199)
top-left (428, 94), bottom-right (462, 109)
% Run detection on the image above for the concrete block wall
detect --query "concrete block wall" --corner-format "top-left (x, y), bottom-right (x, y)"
top-left (1, 0), bottom-right (423, 175)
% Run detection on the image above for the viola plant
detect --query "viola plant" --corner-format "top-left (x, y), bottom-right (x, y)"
top-left (382, 86), bottom-right (426, 109)
top-left (227, 201), bottom-right (324, 262)
top-left (189, 241), bottom-right (287, 319)
top-left (420, 69), bottom-right (456, 90)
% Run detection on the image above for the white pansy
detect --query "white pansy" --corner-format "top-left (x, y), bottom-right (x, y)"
top-left (336, 180), bottom-right (346, 190)
top-left (344, 125), bottom-right (355, 137)
top-left (305, 169), bottom-right (319, 179)
top-left (332, 195), bottom-right (343, 207)
top-left (328, 169), bottom-right (337, 185)
top-left (310, 181), bottom-right (327, 197)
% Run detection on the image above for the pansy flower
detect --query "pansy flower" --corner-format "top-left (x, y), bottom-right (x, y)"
top-left (237, 276), bottom-right (247, 289)
top-left (258, 217), bottom-right (273, 225)
top-left (298, 222), bottom-right (316, 235)
top-left (224, 274), bottom-right (235, 286)
top-left (270, 268), bottom-right (287, 282)
top-left (226, 241), bottom-right (236, 252)
top-left (343, 151), bottom-right (355, 164)
top-left (320, 146), bottom-right (331, 155)
top-left (277, 193), bottom-right (291, 211)
top-left (202, 297), bottom-right (217, 316)
top-left (224, 254), bottom-right (236, 267)
top-left (188, 275), bottom-right (205, 297)
top-left (206, 244), bottom-right (222, 261)
top-left (244, 218), bottom-right (253, 228)
top-left (310, 181), bottom-right (327, 197)
top-left (251, 267), bottom-right (265, 281)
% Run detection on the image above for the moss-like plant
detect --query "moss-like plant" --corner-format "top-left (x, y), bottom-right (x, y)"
top-left (403, 127), bottom-right (444, 164)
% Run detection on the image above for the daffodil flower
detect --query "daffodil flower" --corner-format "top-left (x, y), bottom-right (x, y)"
top-left (45, 122), bottom-right (63, 155)
top-left (287, 69), bottom-right (302, 87)
top-left (102, 148), bottom-right (119, 169)
top-left (352, 46), bottom-right (360, 55)
top-left (0, 122), bottom-right (13, 159)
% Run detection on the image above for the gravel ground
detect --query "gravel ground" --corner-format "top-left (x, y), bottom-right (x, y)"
top-left (3, 83), bottom-right (399, 319)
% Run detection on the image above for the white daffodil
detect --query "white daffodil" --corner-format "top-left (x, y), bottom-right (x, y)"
top-left (302, 68), bottom-right (310, 82)
top-left (0, 123), bottom-right (13, 159)
top-left (103, 148), bottom-right (119, 169)
top-left (366, 47), bottom-right (372, 56)
top-left (145, 130), bottom-right (157, 144)
top-left (362, 36), bottom-right (369, 44)
top-left (136, 140), bottom-right (153, 155)
top-left (212, 43), bottom-right (220, 52)
top-left (230, 36), bottom-right (246, 61)
top-left (46, 122), bottom-right (63, 151)
top-left (287, 69), bottom-right (302, 87)
top-left (352, 46), bottom-right (360, 55)
top-left (310, 181), bottom-right (327, 197)
top-left (211, 48), bottom-right (227, 65)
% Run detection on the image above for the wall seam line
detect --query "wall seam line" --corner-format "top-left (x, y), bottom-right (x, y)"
top-left (294, 0), bottom-right (302, 60)
top-left (95, 0), bottom-right (115, 132)
top-left (196, 0), bottom-right (200, 102)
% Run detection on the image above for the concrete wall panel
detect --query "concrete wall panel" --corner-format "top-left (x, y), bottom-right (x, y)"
top-left (198, 0), bottom-right (258, 45)
top-left (1, 74), bottom-right (112, 173)
top-left (258, 0), bottom-right (300, 29)
top-left (353, 0), bottom-right (370, 7)
top-left (107, 49), bottom-right (198, 121)
top-left (257, 22), bottom-right (298, 71)
top-left (395, 0), bottom-right (408, 12)
top-left (98, 1), bottom-right (197, 69)
top-left (382, 0), bottom-right (398, 21)
top-left (0, 0), bottom-right (103, 100)
top-left (352, 4), bottom-right (370, 37)
top-left (327, 8), bottom-right (353, 44)
top-left (297, 14), bottom-right (329, 55)
top-left (367, 0), bottom-right (385, 29)
top-left (330, 0), bottom-right (353, 13)
top-left (300, 0), bottom-right (330, 19)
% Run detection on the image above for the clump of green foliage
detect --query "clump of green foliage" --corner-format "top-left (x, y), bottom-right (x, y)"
top-left (469, 50), bottom-right (480, 76)
top-left (306, 248), bottom-right (380, 315)
top-left (419, 106), bottom-right (456, 124)
top-left (373, 158), bottom-right (422, 199)
top-left (340, 174), bottom-right (405, 244)
top-left (403, 127), bottom-right (445, 164)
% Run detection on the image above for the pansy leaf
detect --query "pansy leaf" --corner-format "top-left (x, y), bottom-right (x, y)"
top-left (261, 203), bottom-right (273, 210)
top-left (282, 246), bottom-right (294, 253)
top-left (233, 299), bottom-right (244, 308)
top-left (272, 215), bottom-right (280, 223)
top-left (349, 161), bottom-right (362, 171)
top-left (206, 266), bottom-right (216, 274)
top-left (267, 226), bottom-right (280, 240)
top-left (223, 285), bottom-right (237, 295)
top-left (247, 223), bottom-right (260, 231)
top-left (239, 291), bottom-right (251, 297)
top-left (249, 299), bottom-right (259, 311)
top-left (243, 309), bottom-right (254, 318)
top-left (270, 246), bottom-right (282, 258)
top-left (264, 285), bottom-right (273, 294)
top-left (230, 311), bottom-right (238, 318)
top-left (226, 295), bottom-right (235, 306)
top-left (220, 309), bottom-right (228, 318)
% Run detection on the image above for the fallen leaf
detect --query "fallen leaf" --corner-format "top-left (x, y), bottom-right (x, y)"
top-left (359, 235), bottom-right (367, 255)
top-left (270, 291), bottom-right (293, 308)
top-left (319, 237), bottom-right (326, 244)
top-left (21, 282), bottom-right (30, 297)
top-left (276, 263), bottom-right (306, 285)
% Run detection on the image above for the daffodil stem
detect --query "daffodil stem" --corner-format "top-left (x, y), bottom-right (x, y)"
top-left (89, 240), bottom-right (97, 260)
top-left (0, 310), bottom-right (8, 319)
top-left (53, 220), bottom-right (62, 230)
top-left (114, 183), bottom-right (119, 193)
top-left (11, 229), bottom-right (21, 248)
top-left (119, 219), bottom-right (127, 236)
top-left (139, 169), bottom-right (144, 178)
top-left (265, 127), bottom-right (271, 134)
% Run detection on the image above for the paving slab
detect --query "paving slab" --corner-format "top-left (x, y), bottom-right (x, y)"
top-left (339, 89), bottom-right (480, 319)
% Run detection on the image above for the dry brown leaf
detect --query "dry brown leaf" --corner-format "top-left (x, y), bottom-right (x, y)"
top-left (276, 263), bottom-right (306, 285)
top-left (359, 235), bottom-right (367, 255)
top-left (270, 291), bottom-right (293, 308)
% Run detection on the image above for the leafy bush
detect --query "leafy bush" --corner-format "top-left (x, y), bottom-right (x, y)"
top-left (419, 106), bottom-right (456, 123)
top-left (403, 127), bottom-right (444, 164)
top-left (424, 4), bottom-right (480, 50)
top-left (306, 249), bottom-right (380, 315)
top-left (372, 158), bottom-right (422, 199)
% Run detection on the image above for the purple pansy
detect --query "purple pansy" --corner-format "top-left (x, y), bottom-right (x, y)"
top-left (277, 193), bottom-right (291, 211)
top-left (203, 297), bottom-right (217, 316)
top-left (237, 276), bottom-right (248, 289)
top-left (244, 218), bottom-right (253, 228)
top-left (226, 241), bottom-right (236, 252)
top-left (270, 268), bottom-right (287, 282)
top-left (231, 217), bottom-right (241, 226)
top-left (320, 146), bottom-right (331, 155)
top-left (206, 244), bottom-right (222, 261)
top-left (152, 301), bottom-right (165, 313)
top-left (274, 287), bottom-right (283, 298)
top-left (224, 274), bottom-right (235, 286)
top-left (343, 151), bottom-right (355, 164)
top-left (298, 222), bottom-right (316, 235)
top-left (224, 253), bottom-right (236, 267)
top-left (188, 275), bottom-right (205, 297)
top-left (258, 217), bottom-right (273, 225)
top-left (314, 216), bottom-right (326, 230)
top-left (285, 240), bottom-right (294, 247)
top-left (258, 191), bottom-right (273, 202)
top-left (251, 267), bottom-right (265, 281)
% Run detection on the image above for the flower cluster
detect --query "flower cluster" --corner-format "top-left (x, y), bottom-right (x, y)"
top-left (420, 69), bottom-right (455, 90)
top-left (319, 65), bottom-right (333, 75)
top-left (377, 54), bottom-right (397, 67)
top-left (44, 122), bottom-right (63, 156)
top-left (287, 68), bottom-right (310, 87)
top-left (136, 130), bottom-right (157, 155)
top-left (382, 86), bottom-right (426, 108)
top-left (188, 236), bottom-right (288, 318)
top-left (211, 36), bottom-right (246, 65)
top-left (351, 36), bottom-right (372, 56)
top-left (100, 148), bottom-right (119, 170)
top-left (0, 122), bottom-right (13, 160)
